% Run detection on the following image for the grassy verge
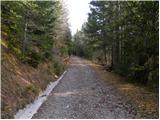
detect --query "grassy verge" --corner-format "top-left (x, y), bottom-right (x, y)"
top-left (1, 53), bottom-right (65, 118)
top-left (90, 62), bottom-right (158, 119)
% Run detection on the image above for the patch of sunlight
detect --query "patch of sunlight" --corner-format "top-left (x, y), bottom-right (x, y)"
top-left (89, 63), bottom-right (101, 67)
top-left (53, 90), bottom-right (94, 97)
top-left (120, 84), bottom-right (134, 91)
top-left (16, 70), bottom-right (23, 76)
top-left (70, 63), bottom-right (86, 66)
top-left (53, 91), bottom-right (79, 96)
top-left (70, 63), bottom-right (101, 67)
top-left (7, 54), bottom-right (17, 66)
top-left (1, 39), bottom-right (8, 48)
top-left (13, 47), bottom-right (21, 54)
top-left (19, 77), bottom-right (31, 85)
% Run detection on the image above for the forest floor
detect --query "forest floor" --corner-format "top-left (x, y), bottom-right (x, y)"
top-left (33, 56), bottom-right (158, 119)
top-left (88, 60), bottom-right (159, 119)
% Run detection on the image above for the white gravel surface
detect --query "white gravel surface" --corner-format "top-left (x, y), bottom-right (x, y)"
top-left (33, 57), bottom-right (140, 119)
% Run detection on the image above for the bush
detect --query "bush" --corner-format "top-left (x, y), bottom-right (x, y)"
top-left (53, 60), bottom-right (64, 76)
top-left (129, 64), bottom-right (148, 84)
top-left (21, 84), bottom-right (40, 104)
top-left (23, 84), bottom-right (40, 96)
top-left (22, 51), bottom-right (41, 68)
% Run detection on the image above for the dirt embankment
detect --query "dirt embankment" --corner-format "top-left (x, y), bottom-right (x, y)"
top-left (1, 52), bottom-right (64, 118)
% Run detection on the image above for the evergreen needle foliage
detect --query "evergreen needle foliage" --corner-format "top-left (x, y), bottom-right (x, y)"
top-left (71, 1), bottom-right (158, 88)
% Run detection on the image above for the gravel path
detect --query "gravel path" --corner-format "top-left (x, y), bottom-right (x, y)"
top-left (33, 57), bottom-right (139, 119)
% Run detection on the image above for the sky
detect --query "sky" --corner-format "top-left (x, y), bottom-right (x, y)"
top-left (66, 0), bottom-right (91, 35)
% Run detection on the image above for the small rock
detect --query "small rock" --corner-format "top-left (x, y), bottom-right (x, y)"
top-left (65, 105), bottom-right (70, 109)
top-left (41, 95), bottom-right (47, 97)
top-left (54, 75), bottom-right (58, 79)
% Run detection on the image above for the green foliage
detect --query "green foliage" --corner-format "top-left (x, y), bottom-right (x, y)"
top-left (130, 65), bottom-right (145, 72)
top-left (76, 1), bottom-right (158, 87)
top-left (23, 84), bottom-right (40, 96)
top-left (71, 30), bottom-right (93, 59)
top-left (1, 1), bottom-right (72, 67)
top-left (53, 60), bottom-right (64, 76)
top-left (1, 1), bottom-right (71, 118)
top-left (22, 51), bottom-right (42, 68)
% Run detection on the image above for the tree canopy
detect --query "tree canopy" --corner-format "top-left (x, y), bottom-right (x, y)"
top-left (1, 1), bottom-right (72, 67)
top-left (72, 1), bottom-right (158, 87)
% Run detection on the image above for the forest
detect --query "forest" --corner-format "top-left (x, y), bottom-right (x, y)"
top-left (71, 1), bottom-right (159, 89)
top-left (2, 1), bottom-right (71, 67)
top-left (1, 0), bottom-right (159, 119)
top-left (1, 1), bottom-right (72, 118)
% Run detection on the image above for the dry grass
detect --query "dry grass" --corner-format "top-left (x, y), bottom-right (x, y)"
top-left (90, 62), bottom-right (159, 119)
top-left (1, 53), bottom-right (57, 118)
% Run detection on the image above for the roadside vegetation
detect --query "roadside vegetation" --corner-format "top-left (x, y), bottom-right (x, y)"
top-left (70, 1), bottom-right (159, 118)
top-left (1, 0), bottom-right (159, 119)
top-left (71, 1), bottom-right (159, 90)
top-left (1, 1), bottom-right (71, 118)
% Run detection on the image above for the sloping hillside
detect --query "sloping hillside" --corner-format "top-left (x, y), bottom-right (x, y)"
top-left (1, 44), bottom-right (65, 118)
top-left (1, 1), bottom-right (71, 118)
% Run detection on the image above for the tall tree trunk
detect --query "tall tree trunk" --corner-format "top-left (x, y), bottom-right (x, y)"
top-left (111, 44), bottom-right (114, 68)
top-left (23, 22), bottom-right (27, 55)
top-left (22, 12), bottom-right (28, 56)
top-left (104, 46), bottom-right (107, 64)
